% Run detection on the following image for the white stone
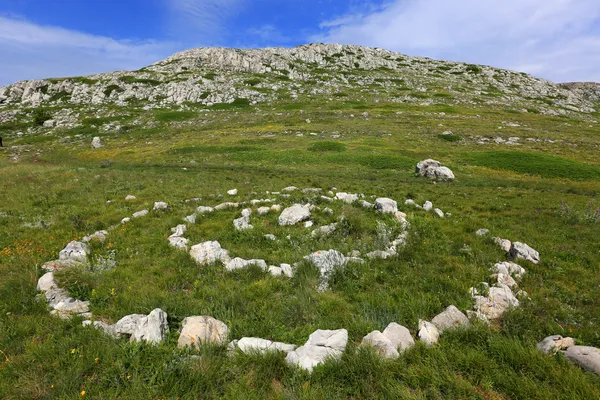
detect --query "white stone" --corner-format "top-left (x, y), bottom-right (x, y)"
top-left (169, 236), bottom-right (189, 251)
top-left (264, 234), bottom-right (276, 241)
top-left (493, 237), bottom-right (512, 253)
top-left (178, 316), bottom-right (229, 348)
top-left (125, 195), bottom-right (136, 201)
top-left (418, 320), bottom-right (439, 345)
top-left (472, 284), bottom-right (519, 320)
top-left (285, 329), bottom-right (348, 372)
top-left (536, 335), bottom-right (576, 354)
top-left (235, 337), bottom-right (296, 354)
top-left (268, 266), bottom-right (282, 276)
top-left (37, 272), bottom-right (57, 292)
top-left (111, 314), bottom-right (147, 337)
top-left (335, 192), bottom-right (358, 204)
top-left (382, 322), bottom-right (415, 352)
top-left (433, 208), bottom-right (445, 218)
top-left (431, 305), bottom-right (470, 331)
top-left (54, 298), bottom-right (90, 315)
top-left (82, 230), bottom-right (109, 243)
top-left (280, 263), bottom-right (294, 278)
top-left (59, 241), bottom-right (91, 263)
top-left (257, 206), bottom-right (271, 215)
top-left (227, 189), bottom-right (238, 196)
top-left (423, 201), bottom-right (433, 211)
top-left (190, 241), bottom-right (230, 266)
top-left (91, 136), bottom-right (103, 149)
top-left (196, 206), bottom-right (215, 214)
top-left (361, 331), bottom-right (399, 359)
top-left (311, 223), bottom-right (337, 237)
top-left (130, 308), bottom-right (169, 345)
top-left (510, 242), bottom-right (540, 264)
top-left (476, 228), bottom-right (490, 236)
top-left (564, 346), bottom-right (600, 374)
top-left (279, 204), bottom-right (311, 226)
top-left (491, 261), bottom-right (526, 279)
top-left (121, 217), bottom-right (131, 224)
top-left (214, 202), bottom-right (238, 211)
top-left (374, 198), bottom-right (398, 214)
top-left (132, 210), bottom-right (149, 218)
top-left (153, 202), bottom-right (168, 211)
top-left (171, 224), bottom-right (187, 236)
top-left (183, 214), bottom-right (197, 224)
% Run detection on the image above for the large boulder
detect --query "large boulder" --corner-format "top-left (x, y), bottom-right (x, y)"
top-left (130, 309), bottom-right (169, 345)
top-left (278, 204), bottom-right (311, 226)
top-left (285, 329), bottom-right (348, 372)
top-left (178, 316), bottom-right (229, 349)
top-left (190, 241), bottom-right (230, 266)
top-left (431, 305), bottom-right (470, 331)
top-left (509, 242), bottom-right (540, 264)
top-left (565, 346), bottom-right (600, 374)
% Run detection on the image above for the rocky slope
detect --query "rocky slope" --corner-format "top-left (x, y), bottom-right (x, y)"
top-left (0, 44), bottom-right (598, 116)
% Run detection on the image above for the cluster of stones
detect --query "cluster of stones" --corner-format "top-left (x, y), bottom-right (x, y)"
top-left (177, 188), bottom-right (410, 290)
top-left (536, 335), bottom-right (600, 375)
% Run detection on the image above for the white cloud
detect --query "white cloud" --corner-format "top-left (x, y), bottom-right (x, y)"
top-left (167, 0), bottom-right (244, 41)
top-left (247, 24), bottom-right (290, 44)
top-left (313, 0), bottom-right (600, 82)
top-left (0, 16), bottom-right (179, 86)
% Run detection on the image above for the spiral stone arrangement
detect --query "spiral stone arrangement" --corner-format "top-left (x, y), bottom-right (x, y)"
top-left (35, 179), bottom-right (591, 375)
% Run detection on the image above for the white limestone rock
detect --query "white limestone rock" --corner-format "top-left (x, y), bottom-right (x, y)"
top-left (153, 202), bottom-right (168, 211)
top-left (564, 346), bottom-right (600, 374)
top-left (536, 335), bottom-right (576, 354)
top-left (311, 223), bottom-right (337, 237)
top-left (170, 224), bottom-right (187, 236)
top-left (361, 331), bottom-right (399, 359)
top-left (335, 192), bottom-right (358, 204)
top-left (476, 228), bottom-right (490, 236)
top-left (285, 329), bottom-right (348, 372)
top-left (91, 136), bottom-right (103, 149)
top-left (59, 241), bottom-right (91, 264)
top-left (82, 230), bottom-right (109, 243)
top-left (183, 214), bottom-right (197, 224)
top-left (132, 210), bottom-right (149, 218)
top-left (418, 320), bottom-right (440, 345)
top-left (234, 337), bottom-right (296, 354)
top-left (279, 204), bottom-right (311, 226)
top-left (304, 249), bottom-right (346, 290)
top-left (214, 202), bottom-right (238, 211)
top-left (196, 206), bottom-right (215, 214)
top-left (257, 206), bottom-right (271, 215)
top-left (374, 198), bottom-right (398, 214)
top-left (125, 195), bottom-right (137, 201)
top-left (190, 241), bottom-right (230, 266)
top-left (509, 242), bottom-right (540, 264)
top-left (431, 305), bottom-right (470, 331)
top-left (178, 316), bottom-right (229, 349)
top-left (433, 208), bottom-right (445, 218)
top-left (423, 201), bottom-right (433, 211)
top-left (491, 261), bottom-right (526, 279)
top-left (227, 189), bottom-right (238, 196)
top-left (493, 237), bottom-right (512, 253)
top-left (168, 236), bottom-right (189, 251)
top-left (471, 284), bottom-right (520, 320)
top-left (130, 308), bottom-right (169, 345)
top-left (37, 272), bottom-right (57, 292)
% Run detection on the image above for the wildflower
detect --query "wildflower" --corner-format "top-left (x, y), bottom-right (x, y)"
top-left (95, 357), bottom-right (99, 363)
top-left (71, 348), bottom-right (76, 354)
top-left (81, 390), bottom-right (86, 397)
top-left (51, 384), bottom-right (55, 389)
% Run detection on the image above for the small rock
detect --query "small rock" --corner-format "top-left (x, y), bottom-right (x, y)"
top-left (564, 346), bottom-right (600, 374)
top-left (431, 305), bottom-right (470, 331)
top-left (509, 242), bottom-right (540, 264)
top-left (59, 241), bottom-right (91, 263)
top-left (227, 189), bottom-right (238, 196)
top-left (279, 204), bottom-right (311, 226)
top-left (418, 320), bottom-right (439, 345)
top-left (91, 136), bottom-right (103, 149)
top-left (132, 210), bottom-right (149, 218)
top-left (130, 308), bottom-right (169, 345)
top-left (476, 228), bottom-right (489, 236)
top-left (190, 241), bottom-right (230, 266)
top-left (423, 201), bottom-right (433, 211)
top-left (178, 316), bottom-right (229, 348)
top-left (125, 195), bottom-right (136, 201)
top-left (153, 202), bottom-right (168, 211)
top-left (536, 335), bottom-right (576, 354)
top-left (374, 198), bottom-right (398, 214)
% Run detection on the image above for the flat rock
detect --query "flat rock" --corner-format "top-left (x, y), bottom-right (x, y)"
top-left (82, 230), bottom-right (109, 243)
top-left (214, 202), bottom-right (238, 211)
top-left (335, 192), bottom-right (358, 204)
top-left (285, 329), bottom-right (348, 372)
top-left (279, 204), bottom-right (311, 226)
top-left (54, 298), bottom-right (90, 315)
top-left (178, 316), bottom-right (229, 349)
top-left (132, 210), bottom-right (149, 218)
top-left (227, 189), bottom-right (238, 195)
top-left (509, 242), bottom-right (540, 264)
top-left (125, 195), bottom-right (136, 201)
top-left (431, 305), bottom-right (470, 331)
top-left (235, 337), bottom-right (296, 354)
top-left (196, 206), bottom-right (215, 214)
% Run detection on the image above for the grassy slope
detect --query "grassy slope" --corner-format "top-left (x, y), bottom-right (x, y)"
top-left (0, 97), bottom-right (599, 399)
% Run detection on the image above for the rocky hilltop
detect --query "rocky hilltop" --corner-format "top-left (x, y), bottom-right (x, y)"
top-left (0, 44), bottom-right (598, 115)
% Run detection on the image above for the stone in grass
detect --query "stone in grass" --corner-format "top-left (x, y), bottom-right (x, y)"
top-left (423, 201), bottom-right (433, 211)
top-left (82, 230), bottom-right (109, 243)
top-left (361, 322), bottom-right (415, 359)
top-left (130, 309), bottom-right (169, 345)
top-left (476, 228), bottom-right (490, 236)
top-left (418, 320), bottom-right (439, 346)
top-left (536, 335), bottom-right (576, 354)
top-left (196, 206), bottom-right (215, 214)
top-left (431, 305), bottom-right (470, 331)
top-left (37, 272), bottom-right (58, 292)
top-left (190, 241), bottom-right (230, 266)
top-left (132, 210), bottom-right (149, 218)
top-left (285, 329), bottom-right (348, 372)
top-left (493, 237), bottom-right (512, 253)
top-left (125, 195), bottom-right (136, 201)
top-left (509, 242), bottom-right (540, 264)
top-left (91, 136), bottom-right (103, 149)
top-left (59, 241), bottom-right (91, 264)
top-left (168, 236), bottom-right (189, 251)
top-left (183, 214), bottom-right (197, 224)
top-left (433, 208), bottom-right (444, 218)
top-left (335, 192), bottom-right (358, 204)
top-left (564, 346), bottom-right (600, 374)
top-left (491, 261), bottom-right (526, 279)
top-left (278, 204), bottom-right (311, 226)
top-left (178, 316), bottom-right (229, 349)
top-left (232, 337), bottom-right (296, 355)
top-left (153, 202), bottom-right (168, 211)
top-left (374, 198), bottom-right (398, 214)
top-left (227, 189), bottom-right (238, 196)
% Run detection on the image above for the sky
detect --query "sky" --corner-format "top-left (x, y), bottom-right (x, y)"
top-left (2, 0), bottom-right (600, 86)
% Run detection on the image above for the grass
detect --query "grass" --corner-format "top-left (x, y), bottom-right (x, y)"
top-left (0, 86), bottom-right (600, 398)
top-left (465, 151), bottom-right (600, 180)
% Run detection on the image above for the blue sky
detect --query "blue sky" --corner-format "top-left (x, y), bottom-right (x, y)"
top-left (2, 0), bottom-right (600, 85)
